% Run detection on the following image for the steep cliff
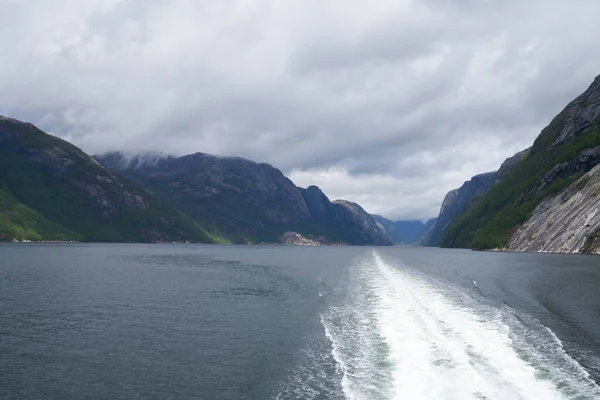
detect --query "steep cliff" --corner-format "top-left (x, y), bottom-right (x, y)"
top-left (423, 149), bottom-right (530, 247)
top-left (442, 74), bottom-right (600, 250)
top-left (506, 164), bottom-right (600, 254)
top-left (330, 200), bottom-right (394, 246)
top-left (0, 116), bottom-right (216, 243)
top-left (423, 173), bottom-right (497, 246)
top-left (300, 186), bottom-right (393, 245)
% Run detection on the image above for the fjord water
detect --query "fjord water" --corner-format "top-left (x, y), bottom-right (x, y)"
top-left (1, 245), bottom-right (599, 399)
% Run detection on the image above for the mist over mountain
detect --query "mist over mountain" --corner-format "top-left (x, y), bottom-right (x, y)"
top-left (96, 152), bottom-right (393, 246)
top-left (0, 116), bottom-right (392, 245)
top-left (0, 116), bottom-right (215, 243)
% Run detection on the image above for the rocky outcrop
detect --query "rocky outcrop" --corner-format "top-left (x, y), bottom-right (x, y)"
top-left (302, 185), bottom-right (331, 218)
top-left (280, 231), bottom-right (323, 246)
top-left (536, 145), bottom-right (600, 195)
top-left (330, 200), bottom-right (394, 246)
top-left (278, 231), bottom-right (346, 246)
top-left (372, 215), bottom-right (437, 244)
top-left (549, 75), bottom-right (600, 149)
top-left (507, 164), bottom-right (600, 254)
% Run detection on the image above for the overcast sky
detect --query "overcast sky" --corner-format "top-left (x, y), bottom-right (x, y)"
top-left (2, 0), bottom-right (600, 220)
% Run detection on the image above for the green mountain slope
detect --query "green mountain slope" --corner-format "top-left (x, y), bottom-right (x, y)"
top-left (442, 75), bottom-right (600, 249)
top-left (0, 185), bottom-right (79, 241)
top-left (0, 116), bottom-right (217, 243)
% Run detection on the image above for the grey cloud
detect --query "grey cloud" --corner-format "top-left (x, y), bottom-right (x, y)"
top-left (2, 0), bottom-right (600, 220)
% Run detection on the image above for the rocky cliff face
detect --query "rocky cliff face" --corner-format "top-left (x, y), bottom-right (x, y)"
top-left (97, 154), bottom-right (393, 245)
top-left (279, 231), bottom-right (348, 246)
top-left (506, 164), bottom-right (600, 254)
top-left (0, 116), bottom-right (215, 243)
top-left (441, 74), bottom-right (600, 250)
top-left (330, 200), bottom-right (393, 246)
top-left (302, 185), bottom-right (331, 219)
top-left (299, 186), bottom-right (393, 245)
top-left (549, 75), bottom-right (600, 149)
top-left (279, 231), bottom-right (324, 246)
top-left (423, 172), bottom-right (498, 246)
top-left (424, 149), bottom-right (531, 247)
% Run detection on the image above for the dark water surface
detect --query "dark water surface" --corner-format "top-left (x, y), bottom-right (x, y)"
top-left (1, 244), bottom-right (599, 399)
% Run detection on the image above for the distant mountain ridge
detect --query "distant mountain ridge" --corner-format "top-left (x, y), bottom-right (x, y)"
top-left (95, 152), bottom-right (394, 245)
top-left (372, 215), bottom-right (437, 244)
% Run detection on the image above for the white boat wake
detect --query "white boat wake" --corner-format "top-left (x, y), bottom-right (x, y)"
top-left (319, 251), bottom-right (600, 400)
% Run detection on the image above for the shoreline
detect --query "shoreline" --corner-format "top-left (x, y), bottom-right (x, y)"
top-left (1, 240), bottom-right (598, 254)
top-left (476, 247), bottom-right (599, 256)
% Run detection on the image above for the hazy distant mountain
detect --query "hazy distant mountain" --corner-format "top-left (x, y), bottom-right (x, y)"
top-left (372, 215), bottom-right (437, 244)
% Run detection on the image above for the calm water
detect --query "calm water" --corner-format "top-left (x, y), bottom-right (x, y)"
top-left (1, 244), bottom-right (599, 399)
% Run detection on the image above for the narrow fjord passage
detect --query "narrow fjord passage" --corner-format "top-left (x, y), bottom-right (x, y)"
top-left (317, 251), bottom-right (600, 400)
top-left (3, 245), bottom-right (600, 400)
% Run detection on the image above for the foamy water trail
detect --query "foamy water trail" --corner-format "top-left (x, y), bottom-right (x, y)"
top-left (320, 251), bottom-right (600, 400)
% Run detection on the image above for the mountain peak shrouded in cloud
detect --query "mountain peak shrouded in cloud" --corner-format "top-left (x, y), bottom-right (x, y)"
top-left (2, 1), bottom-right (600, 220)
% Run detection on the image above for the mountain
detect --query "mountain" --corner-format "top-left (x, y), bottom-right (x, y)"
top-left (300, 185), bottom-right (393, 245)
top-left (441, 74), bottom-right (600, 250)
top-left (96, 152), bottom-right (310, 242)
top-left (506, 163), bottom-right (600, 254)
top-left (95, 153), bottom-right (394, 246)
top-left (418, 219), bottom-right (438, 243)
top-left (0, 117), bottom-right (391, 246)
top-left (422, 149), bottom-right (529, 247)
top-left (372, 215), bottom-right (437, 244)
top-left (423, 172), bottom-right (497, 246)
top-left (0, 116), bottom-right (218, 243)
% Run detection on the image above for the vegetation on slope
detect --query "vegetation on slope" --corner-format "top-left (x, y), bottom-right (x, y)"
top-left (0, 117), bottom-right (218, 243)
top-left (0, 185), bottom-right (79, 241)
top-left (442, 110), bottom-right (600, 250)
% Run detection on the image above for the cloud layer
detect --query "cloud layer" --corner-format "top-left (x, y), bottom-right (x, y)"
top-left (2, 0), bottom-right (600, 219)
